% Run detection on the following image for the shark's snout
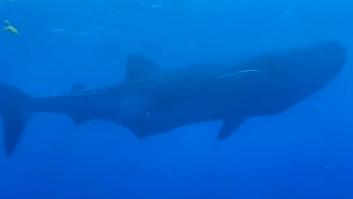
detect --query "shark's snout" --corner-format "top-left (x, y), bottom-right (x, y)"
top-left (314, 41), bottom-right (347, 69)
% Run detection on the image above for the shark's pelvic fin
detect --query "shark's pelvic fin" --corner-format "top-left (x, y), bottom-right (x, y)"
top-left (71, 114), bottom-right (90, 126)
top-left (218, 118), bottom-right (245, 140)
top-left (125, 54), bottom-right (161, 83)
top-left (70, 83), bottom-right (87, 93)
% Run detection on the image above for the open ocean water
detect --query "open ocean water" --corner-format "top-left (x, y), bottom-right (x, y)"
top-left (0, 0), bottom-right (352, 198)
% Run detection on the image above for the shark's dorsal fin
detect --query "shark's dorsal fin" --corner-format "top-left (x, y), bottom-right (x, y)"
top-left (218, 118), bottom-right (246, 140)
top-left (125, 54), bottom-right (160, 83)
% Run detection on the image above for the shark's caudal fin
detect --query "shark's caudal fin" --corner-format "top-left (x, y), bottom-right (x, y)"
top-left (0, 83), bottom-right (30, 157)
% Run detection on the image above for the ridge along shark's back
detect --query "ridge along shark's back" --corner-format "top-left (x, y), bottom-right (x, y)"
top-left (0, 41), bottom-right (348, 157)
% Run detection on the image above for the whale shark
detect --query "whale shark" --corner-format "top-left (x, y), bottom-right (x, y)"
top-left (0, 41), bottom-right (348, 156)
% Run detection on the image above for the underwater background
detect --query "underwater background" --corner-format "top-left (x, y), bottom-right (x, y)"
top-left (0, 0), bottom-right (352, 198)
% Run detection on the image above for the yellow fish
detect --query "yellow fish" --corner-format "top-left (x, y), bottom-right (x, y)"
top-left (3, 20), bottom-right (19, 35)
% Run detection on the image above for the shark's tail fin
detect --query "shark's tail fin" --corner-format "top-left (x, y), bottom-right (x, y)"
top-left (0, 83), bottom-right (30, 157)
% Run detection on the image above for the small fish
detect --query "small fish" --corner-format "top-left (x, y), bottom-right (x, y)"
top-left (51, 28), bottom-right (65, 33)
top-left (3, 20), bottom-right (19, 35)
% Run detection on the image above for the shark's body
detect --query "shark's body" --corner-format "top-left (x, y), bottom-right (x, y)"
top-left (0, 42), bottom-right (348, 156)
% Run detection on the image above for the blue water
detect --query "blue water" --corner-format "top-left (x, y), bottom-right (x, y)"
top-left (1, 0), bottom-right (353, 198)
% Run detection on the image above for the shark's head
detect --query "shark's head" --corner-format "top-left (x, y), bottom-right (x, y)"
top-left (229, 42), bottom-right (347, 91)
top-left (280, 41), bottom-right (348, 90)
top-left (229, 41), bottom-right (348, 114)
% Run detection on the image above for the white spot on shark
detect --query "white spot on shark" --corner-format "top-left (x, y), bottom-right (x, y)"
top-left (219, 69), bottom-right (261, 79)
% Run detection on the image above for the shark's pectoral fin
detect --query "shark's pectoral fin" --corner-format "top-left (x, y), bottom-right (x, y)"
top-left (218, 118), bottom-right (245, 140)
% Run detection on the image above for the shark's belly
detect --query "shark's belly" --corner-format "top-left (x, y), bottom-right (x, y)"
top-left (132, 85), bottom-right (252, 135)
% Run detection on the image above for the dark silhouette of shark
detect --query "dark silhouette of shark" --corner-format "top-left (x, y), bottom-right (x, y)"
top-left (0, 41), bottom-right (348, 156)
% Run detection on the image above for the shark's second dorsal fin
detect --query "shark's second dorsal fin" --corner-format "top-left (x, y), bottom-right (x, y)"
top-left (125, 54), bottom-right (160, 83)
